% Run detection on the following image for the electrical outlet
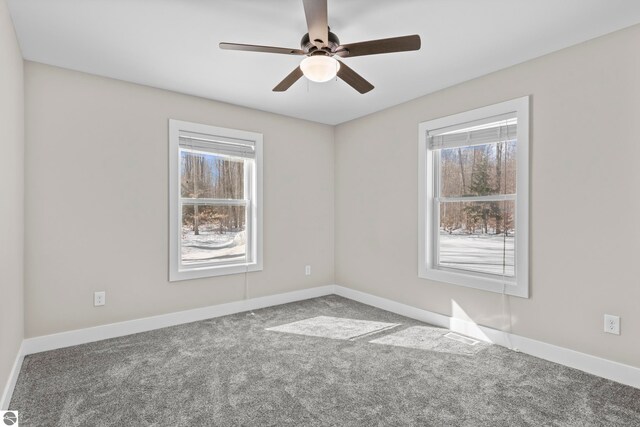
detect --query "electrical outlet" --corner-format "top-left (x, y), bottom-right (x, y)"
top-left (305, 265), bottom-right (311, 276)
top-left (604, 314), bottom-right (620, 335)
top-left (94, 291), bottom-right (106, 307)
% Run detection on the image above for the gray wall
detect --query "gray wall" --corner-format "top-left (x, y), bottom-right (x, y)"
top-left (0, 0), bottom-right (24, 402)
top-left (335, 24), bottom-right (640, 368)
top-left (24, 62), bottom-right (335, 337)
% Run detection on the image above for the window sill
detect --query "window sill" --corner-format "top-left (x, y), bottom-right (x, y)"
top-left (418, 266), bottom-right (528, 298)
top-left (170, 261), bottom-right (262, 282)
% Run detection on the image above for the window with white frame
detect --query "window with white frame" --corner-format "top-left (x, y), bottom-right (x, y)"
top-left (418, 97), bottom-right (529, 297)
top-left (169, 120), bottom-right (263, 281)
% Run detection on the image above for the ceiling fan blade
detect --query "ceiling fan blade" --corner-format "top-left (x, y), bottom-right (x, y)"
top-left (302, 0), bottom-right (328, 48)
top-left (335, 34), bottom-right (421, 58)
top-left (220, 42), bottom-right (305, 55)
top-left (337, 61), bottom-right (374, 94)
top-left (273, 66), bottom-right (304, 92)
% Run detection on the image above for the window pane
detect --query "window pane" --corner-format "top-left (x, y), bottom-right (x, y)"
top-left (440, 140), bottom-right (516, 198)
top-left (181, 205), bottom-right (247, 266)
top-left (438, 200), bottom-right (515, 276)
top-left (180, 150), bottom-right (245, 199)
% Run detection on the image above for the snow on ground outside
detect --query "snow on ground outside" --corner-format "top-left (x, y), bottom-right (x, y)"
top-left (180, 227), bottom-right (513, 274)
top-left (439, 232), bottom-right (514, 276)
top-left (181, 227), bottom-right (246, 264)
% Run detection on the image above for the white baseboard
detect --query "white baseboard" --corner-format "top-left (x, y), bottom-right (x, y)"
top-left (1, 342), bottom-right (24, 410)
top-left (22, 285), bottom-right (336, 356)
top-left (333, 285), bottom-right (640, 389)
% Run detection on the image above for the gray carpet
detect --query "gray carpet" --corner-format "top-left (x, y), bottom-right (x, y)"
top-left (10, 295), bottom-right (640, 426)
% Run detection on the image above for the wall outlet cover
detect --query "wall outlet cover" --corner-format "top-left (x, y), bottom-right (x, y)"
top-left (94, 291), bottom-right (106, 307)
top-left (604, 314), bottom-right (620, 335)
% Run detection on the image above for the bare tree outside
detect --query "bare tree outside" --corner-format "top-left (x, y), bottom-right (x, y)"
top-left (180, 150), bottom-right (248, 265)
top-left (438, 138), bottom-right (517, 276)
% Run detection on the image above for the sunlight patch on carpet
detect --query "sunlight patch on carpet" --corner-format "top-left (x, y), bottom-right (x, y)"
top-left (266, 316), bottom-right (400, 340)
top-left (369, 326), bottom-right (488, 355)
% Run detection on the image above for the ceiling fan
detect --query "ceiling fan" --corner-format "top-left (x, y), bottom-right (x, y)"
top-left (219, 0), bottom-right (421, 94)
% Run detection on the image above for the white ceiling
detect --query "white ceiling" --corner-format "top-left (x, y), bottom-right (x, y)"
top-left (8, 0), bottom-right (640, 125)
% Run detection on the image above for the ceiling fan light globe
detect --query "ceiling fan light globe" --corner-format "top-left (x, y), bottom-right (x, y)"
top-left (300, 56), bottom-right (340, 83)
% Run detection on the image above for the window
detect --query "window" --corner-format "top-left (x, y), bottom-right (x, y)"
top-left (418, 97), bottom-right (529, 297)
top-left (169, 120), bottom-right (263, 281)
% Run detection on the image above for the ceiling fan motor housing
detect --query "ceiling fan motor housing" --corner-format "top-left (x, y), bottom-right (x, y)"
top-left (301, 30), bottom-right (340, 54)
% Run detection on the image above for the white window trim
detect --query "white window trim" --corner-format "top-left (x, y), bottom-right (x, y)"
top-left (418, 96), bottom-right (530, 298)
top-left (169, 119), bottom-right (263, 281)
